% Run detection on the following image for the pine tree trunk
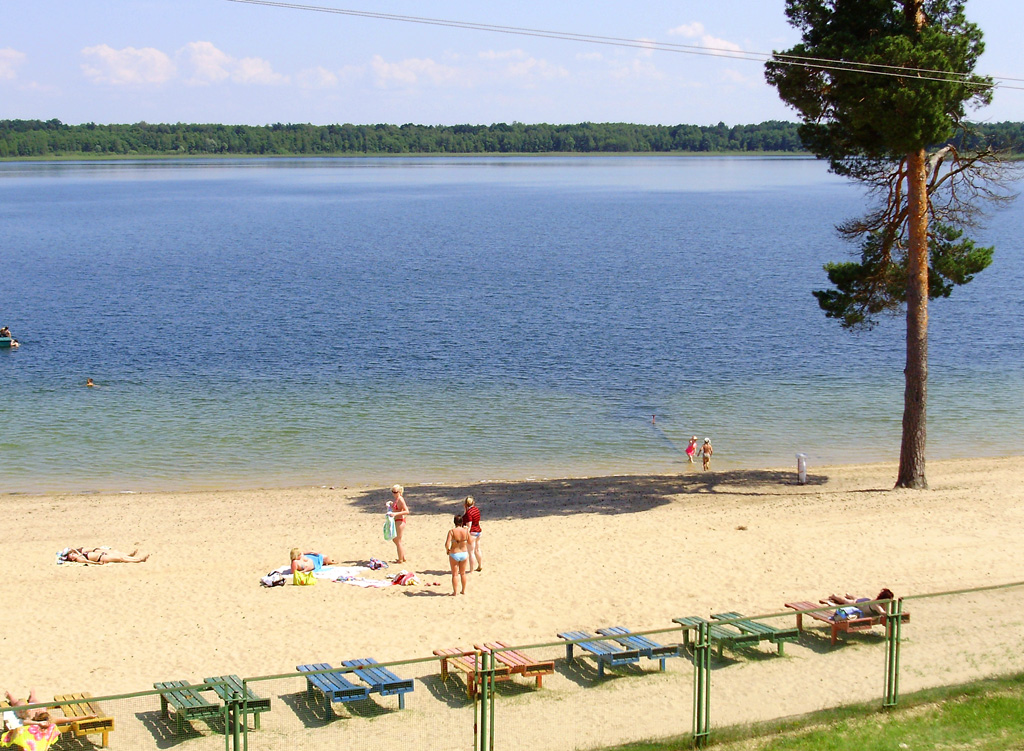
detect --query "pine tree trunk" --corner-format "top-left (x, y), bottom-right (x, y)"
top-left (896, 147), bottom-right (929, 489)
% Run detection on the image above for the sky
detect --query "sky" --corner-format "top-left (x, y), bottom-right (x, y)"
top-left (3, 0), bottom-right (1023, 127)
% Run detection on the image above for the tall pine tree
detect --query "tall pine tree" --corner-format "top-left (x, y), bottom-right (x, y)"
top-left (765, 0), bottom-right (1002, 488)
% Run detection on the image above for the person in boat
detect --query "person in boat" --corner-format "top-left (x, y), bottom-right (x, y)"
top-left (0, 326), bottom-right (10, 338)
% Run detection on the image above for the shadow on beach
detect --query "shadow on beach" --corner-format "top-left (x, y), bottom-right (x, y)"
top-left (346, 469), bottom-right (829, 520)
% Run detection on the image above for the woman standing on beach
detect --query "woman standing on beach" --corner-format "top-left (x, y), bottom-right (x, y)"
top-left (445, 514), bottom-right (470, 596)
top-left (462, 496), bottom-right (483, 572)
top-left (389, 484), bottom-right (410, 563)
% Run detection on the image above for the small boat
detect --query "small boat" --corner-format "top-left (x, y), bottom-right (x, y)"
top-left (0, 337), bottom-right (12, 348)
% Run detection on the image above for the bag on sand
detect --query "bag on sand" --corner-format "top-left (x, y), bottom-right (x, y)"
top-left (383, 515), bottom-right (397, 541)
top-left (293, 570), bottom-right (316, 586)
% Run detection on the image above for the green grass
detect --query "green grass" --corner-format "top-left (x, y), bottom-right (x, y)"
top-left (596, 673), bottom-right (1024, 751)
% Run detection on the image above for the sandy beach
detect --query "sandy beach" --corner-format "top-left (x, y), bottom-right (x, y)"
top-left (5, 456), bottom-right (1024, 750)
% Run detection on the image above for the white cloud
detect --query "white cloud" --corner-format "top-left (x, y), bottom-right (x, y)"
top-left (0, 48), bottom-right (26, 81)
top-left (233, 56), bottom-right (287, 85)
top-left (504, 56), bottom-right (568, 82)
top-left (180, 41), bottom-right (287, 86)
top-left (609, 57), bottom-right (666, 82)
top-left (478, 50), bottom-right (568, 83)
top-left (181, 41), bottom-right (231, 84)
top-left (670, 22), bottom-right (706, 38)
top-left (668, 21), bottom-right (743, 55)
top-left (81, 44), bottom-right (176, 85)
top-left (479, 49), bottom-right (528, 62)
top-left (370, 54), bottom-right (462, 87)
top-left (296, 66), bottom-right (338, 89)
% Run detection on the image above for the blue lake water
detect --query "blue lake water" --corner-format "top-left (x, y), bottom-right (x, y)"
top-left (1, 156), bottom-right (1022, 494)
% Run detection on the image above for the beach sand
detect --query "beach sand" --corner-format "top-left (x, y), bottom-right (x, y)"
top-left (5, 456), bottom-right (1024, 750)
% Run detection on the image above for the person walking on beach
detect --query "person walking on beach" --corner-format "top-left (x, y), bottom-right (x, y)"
top-left (445, 514), bottom-right (470, 596)
top-left (701, 438), bottom-right (713, 471)
top-left (462, 496), bottom-right (483, 572)
top-left (389, 484), bottom-right (410, 563)
top-left (685, 436), bottom-right (699, 464)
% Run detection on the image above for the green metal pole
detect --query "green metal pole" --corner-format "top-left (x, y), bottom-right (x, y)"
top-left (883, 597), bottom-right (903, 707)
top-left (479, 652), bottom-right (489, 751)
top-left (473, 669), bottom-right (480, 751)
top-left (242, 680), bottom-right (250, 751)
top-left (232, 688), bottom-right (241, 751)
top-left (488, 651), bottom-right (496, 751)
top-left (692, 622), bottom-right (711, 747)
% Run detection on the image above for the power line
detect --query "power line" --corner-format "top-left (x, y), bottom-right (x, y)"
top-left (225, 0), bottom-right (1024, 92)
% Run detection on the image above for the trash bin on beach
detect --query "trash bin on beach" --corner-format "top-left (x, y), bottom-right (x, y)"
top-left (796, 453), bottom-right (808, 485)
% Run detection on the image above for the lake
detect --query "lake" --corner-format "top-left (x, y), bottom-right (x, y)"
top-left (1, 156), bottom-right (1021, 493)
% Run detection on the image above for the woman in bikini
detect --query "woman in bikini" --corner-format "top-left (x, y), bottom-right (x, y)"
top-left (289, 548), bottom-right (335, 573)
top-left (445, 514), bottom-right (470, 596)
top-left (64, 547), bottom-right (150, 564)
top-left (389, 484), bottom-right (410, 563)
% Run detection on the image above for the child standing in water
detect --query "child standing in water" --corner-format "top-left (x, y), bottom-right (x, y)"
top-left (685, 436), bottom-right (698, 464)
top-left (701, 438), bottom-right (713, 470)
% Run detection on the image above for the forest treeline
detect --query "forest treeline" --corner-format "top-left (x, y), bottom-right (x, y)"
top-left (1, 118), bottom-right (1022, 158)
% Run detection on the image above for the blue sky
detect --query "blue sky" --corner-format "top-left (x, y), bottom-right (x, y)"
top-left (3, 0), bottom-right (1022, 126)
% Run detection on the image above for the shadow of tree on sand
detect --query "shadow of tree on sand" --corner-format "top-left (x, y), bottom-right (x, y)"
top-left (345, 469), bottom-right (829, 522)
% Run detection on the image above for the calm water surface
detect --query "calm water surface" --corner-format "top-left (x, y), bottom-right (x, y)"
top-left (1, 156), bottom-right (1022, 493)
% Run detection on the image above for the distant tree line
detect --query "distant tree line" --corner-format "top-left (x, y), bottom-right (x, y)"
top-left (0, 118), bottom-right (1021, 158)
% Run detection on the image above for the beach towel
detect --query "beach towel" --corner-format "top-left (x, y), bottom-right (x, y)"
top-left (383, 515), bottom-right (397, 541)
top-left (368, 557), bottom-right (389, 570)
top-left (339, 578), bottom-right (393, 588)
top-left (1, 722), bottom-right (60, 751)
top-left (313, 565), bottom-right (369, 581)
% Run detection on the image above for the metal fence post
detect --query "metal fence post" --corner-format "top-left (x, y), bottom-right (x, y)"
top-left (488, 650), bottom-right (496, 751)
top-left (479, 652), bottom-right (490, 751)
top-left (883, 597), bottom-right (903, 708)
top-left (692, 622), bottom-right (711, 747)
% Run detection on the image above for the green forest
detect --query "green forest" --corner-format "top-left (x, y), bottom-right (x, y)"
top-left (1, 118), bottom-right (1022, 158)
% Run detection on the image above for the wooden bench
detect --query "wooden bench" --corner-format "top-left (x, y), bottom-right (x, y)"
top-left (785, 601), bottom-right (911, 645)
top-left (203, 675), bottom-right (271, 730)
top-left (433, 647), bottom-right (512, 698)
top-left (340, 658), bottom-right (414, 709)
top-left (475, 641), bottom-right (555, 689)
top-left (711, 612), bottom-right (801, 655)
top-left (557, 631), bottom-right (641, 677)
top-left (52, 693), bottom-right (115, 747)
top-left (673, 616), bottom-right (761, 657)
top-left (154, 680), bottom-right (224, 735)
top-left (296, 663), bottom-right (369, 718)
top-left (596, 627), bottom-right (681, 670)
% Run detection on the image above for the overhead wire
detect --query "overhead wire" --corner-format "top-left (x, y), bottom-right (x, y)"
top-left (225, 0), bottom-right (1024, 92)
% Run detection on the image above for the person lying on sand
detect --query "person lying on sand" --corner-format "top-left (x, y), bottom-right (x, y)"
top-left (60, 547), bottom-right (150, 565)
top-left (823, 588), bottom-right (895, 616)
top-left (289, 549), bottom-right (335, 573)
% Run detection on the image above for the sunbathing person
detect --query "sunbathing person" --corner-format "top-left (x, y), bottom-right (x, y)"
top-left (61, 547), bottom-right (150, 564)
top-left (4, 688), bottom-right (94, 725)
top-left (1, 707), bottom-right (90, 751)
top-left (824, 588), bottom-right (895, 616)
top-left (289, 548), bottom-right (335, 573)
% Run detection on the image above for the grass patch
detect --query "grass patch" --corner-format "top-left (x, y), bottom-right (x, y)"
top-left (595, 673), bottom-right (1024, 751)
